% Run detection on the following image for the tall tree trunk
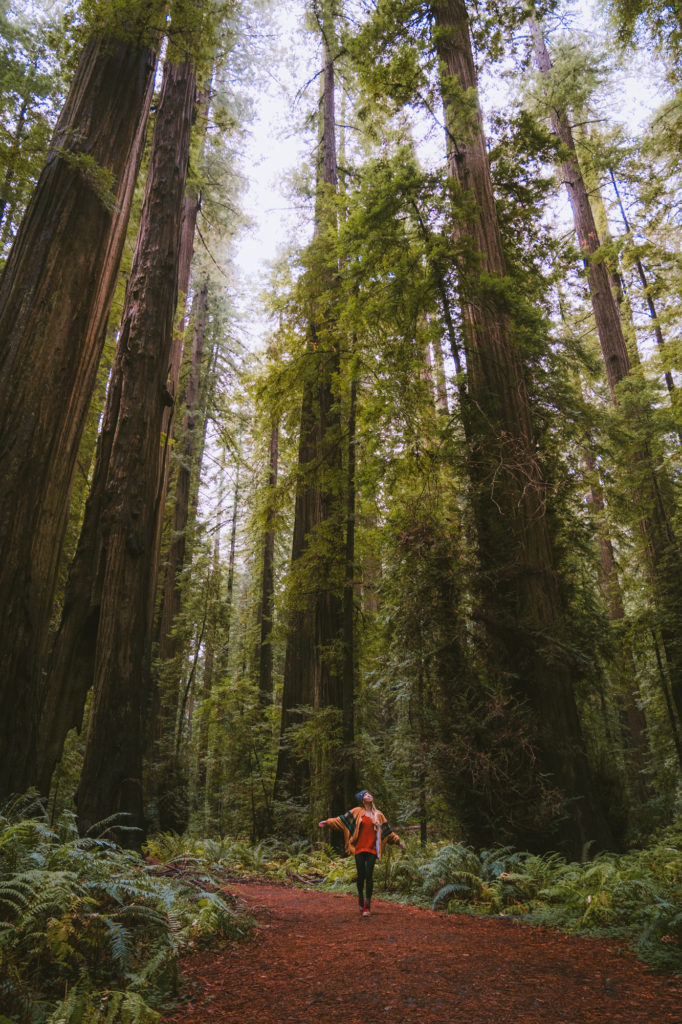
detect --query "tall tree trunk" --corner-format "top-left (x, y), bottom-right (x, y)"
top-left (195, 456), bottom-right (240, 819)
top-left (196, 457), bottom-right (224, 798)
top-left (432, 0), bottom-right (612, 854)
top-left (342, 338), bottom-right (358, 808)
top-left (274, 1), bottom-right (346, 815)
top-left (274, 380), bottom-right (320, 800)
top-left (154, 188), bottom-right (202, 521)
top-left (0, 6), bottom-right (162, 799)
top-left (532, 18), bottom-right (682, 730)
top-left (43, 52), bottom-right (197, 840)
top-left (155, 282), bottom-right (209, 684)
top-left (583, 449), bottom-right (650, 803)
top-left (224, 469), bottom-right (240, 649)
top-left (257, 418), bottom-right (279, 707)
top-left (153, 85), bottom-right (211, 549)
top-left (150, 280), bottom-right (209, 832)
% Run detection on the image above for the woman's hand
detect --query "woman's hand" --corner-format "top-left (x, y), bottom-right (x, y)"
top-left (318, 820), bottom-right (326, 828)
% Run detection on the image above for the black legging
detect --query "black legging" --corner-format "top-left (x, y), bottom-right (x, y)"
top-left (355, 851), bottom-right (377, 904)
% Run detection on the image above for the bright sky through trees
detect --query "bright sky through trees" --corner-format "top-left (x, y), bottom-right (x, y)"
top-left (233, 0), bottom-right (665, 353)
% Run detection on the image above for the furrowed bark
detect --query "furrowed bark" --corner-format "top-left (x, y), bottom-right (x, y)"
top-left (275, 2), bottom-right (346, 815)
top-left (532, 17), bottom-right (682, 730)
top-left (43, 52), bottom-right (196, 840)
top-left (0, 9), bottom-right (161, 799)
top-left (433, 0), bottom-right (613, 854)
top-left (257, 418), bottom-right (279, 707)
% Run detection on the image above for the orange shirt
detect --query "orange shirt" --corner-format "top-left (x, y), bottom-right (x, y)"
top-left (354, 814), bottom-right (378, 855)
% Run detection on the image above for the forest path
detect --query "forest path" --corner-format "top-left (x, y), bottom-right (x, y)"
top-left (161, 881), bottom-right (682, 1024)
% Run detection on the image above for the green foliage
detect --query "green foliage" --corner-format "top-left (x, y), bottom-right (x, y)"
top-left (147, 828), bottom-right (682, 975)
top-left (416, 831), bottom-right (682, 974)
top-left (0, 1), bottom-right (77, 264)
top-left (0, 800), bottom-right (254, 1024)
top-left (607, 0), bottom-right (682, 66)
top-left (47, 986), bottom-right (160, 1024)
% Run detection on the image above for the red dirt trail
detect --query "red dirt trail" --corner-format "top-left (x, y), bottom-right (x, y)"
top-left (161, 882), bottom-right (682, 1024)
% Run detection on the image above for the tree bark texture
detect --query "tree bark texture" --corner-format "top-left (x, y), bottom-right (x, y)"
top-left (275, 4), bottom-right (346, 812)
top-left (147, 279), bottom-right (209, 804)
top-left (433, 0), bottom-right (613, 854)
top-left (154, 88), bottom-right (211, 539)
top-left (42, 55), bottom-right (196, 839)
top-left (195, 464), bottom-right (238, 815)
top-left (155, 188), bottom-right (202, 514)
top-left (274, 368), bottom-right (329, 800)
top-left (583, 449), bottom-right (649, 803)
top-left (257, 419), bottom-right (279, 707)
top-left (342, 343), bottom-right (358, 808)
top-left (0, 16), bottom-right (161, 800)
top-left (156, 281), bottom-right (209, 670)
top-left (532, 19), bottom-right (682, 730)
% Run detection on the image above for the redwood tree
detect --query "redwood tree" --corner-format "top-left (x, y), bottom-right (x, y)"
top-left (531, 17), bottom-right (682, 730)
top-left (274, 0), bottom-right (349, 817)
top-left (257, 414), bottom-right (279, 707)
top-left (42, 40), bottom-right (198, 838)
top-left (430, 0), bottom-right (613, 853)
top-left (0, 0), bottom-right (163, 800)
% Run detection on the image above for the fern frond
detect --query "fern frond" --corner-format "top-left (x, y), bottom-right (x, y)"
top-left (103, 917), bottom-right (133, 969)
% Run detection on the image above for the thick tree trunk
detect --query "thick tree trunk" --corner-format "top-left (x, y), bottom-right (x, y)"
top-left (156, 281), bottom-right (209, 671)
top-left (0, 12), bottom-right (161, 800)
top-left (225, 472), bottom-right (240, 642)
top-left (41, 54), bottom-right (196, 841)
top-left (154, 189), bottom-right (202, 522)
top-left (433, 0), bottom-right (612, 854)
top-left (342, 342), bottom-right (358, 808)
top-left (275, 5), bottom-right (346, 814)
top-left (583, 450), bottom-right (649, 803)
top-left (257, 419), bottom-right (279, 707)
top-left (532, 18), bottom-right (682, 731)
top-left (154, 88), bottom-right (211, 536)
top-left (274, 374), bottom-right (324, 801)
top-left (196, 463), bottom-right (238, 814)
top-left (193, 448), bottom-right (226, 831)
top-left (147, 281), bottom-right (209, 833)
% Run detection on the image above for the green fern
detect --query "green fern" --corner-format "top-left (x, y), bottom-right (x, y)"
top-left (0, 806), bottom-right (253, 1023)
top-left (47, 984), bottom-right (160, 1024)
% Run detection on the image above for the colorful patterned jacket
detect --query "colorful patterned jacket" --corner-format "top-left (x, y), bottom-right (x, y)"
top-left (324, 806), bottom-right (401, 859)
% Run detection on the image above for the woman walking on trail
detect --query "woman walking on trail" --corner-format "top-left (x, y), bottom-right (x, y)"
top-left (319, 789), bottom-right (404, 917)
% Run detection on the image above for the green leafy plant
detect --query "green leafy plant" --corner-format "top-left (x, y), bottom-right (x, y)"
top-left (0, 801), bottom-right (254, 1024)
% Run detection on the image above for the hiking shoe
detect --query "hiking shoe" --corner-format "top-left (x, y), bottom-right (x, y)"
top-left (362, 903), bottom-right (371, 917)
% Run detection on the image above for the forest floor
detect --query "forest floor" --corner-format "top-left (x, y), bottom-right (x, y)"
top-left (160, 881), bottom-right (682, 1024)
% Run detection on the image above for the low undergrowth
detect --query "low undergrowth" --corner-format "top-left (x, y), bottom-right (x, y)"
top-left (7, 802), bottom-right (676, 1024)
top-left (0, 796), bottom-right (254, 1024)
top-left (145, 825), bottom-right (682, 975)
top-left (382, 831), bottom-right (682, 974)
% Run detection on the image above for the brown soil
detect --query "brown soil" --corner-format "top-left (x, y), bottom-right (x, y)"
top-left (161, 882), bottom-right (682, 1024)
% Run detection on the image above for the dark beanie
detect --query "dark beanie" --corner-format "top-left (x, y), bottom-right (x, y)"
top-left (355, 789), bottom-right (369, 802)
